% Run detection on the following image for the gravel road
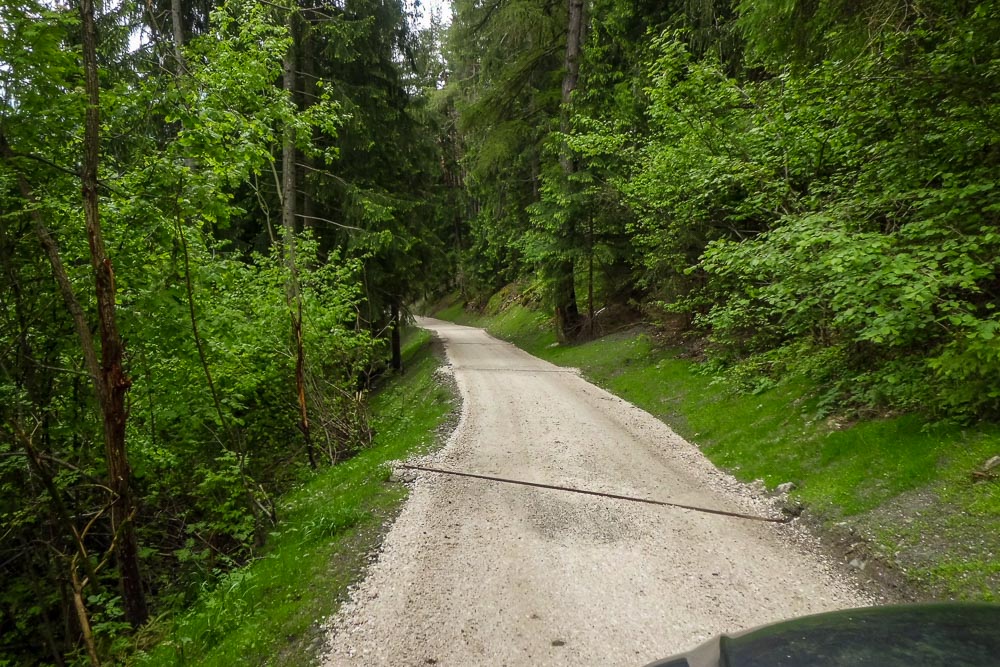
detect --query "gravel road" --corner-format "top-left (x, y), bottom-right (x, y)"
top-left (322, 318), bottom-right (871, 666)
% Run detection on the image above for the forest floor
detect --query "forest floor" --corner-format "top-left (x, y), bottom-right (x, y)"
top-left (321, 318), bottom-right (871, 666)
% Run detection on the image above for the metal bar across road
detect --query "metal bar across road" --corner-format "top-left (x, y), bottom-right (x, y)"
top-left (400, 463), bottom-right (789, 524)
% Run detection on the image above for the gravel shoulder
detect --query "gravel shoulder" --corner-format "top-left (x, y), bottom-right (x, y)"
top-left (322, 319), bottom-right (872, 666)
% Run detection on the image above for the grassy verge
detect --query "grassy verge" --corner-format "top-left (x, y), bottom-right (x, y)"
top-left (430, 292), bottom-right (1000, 601)
top-left (130, 329), bottom-right (455, 666)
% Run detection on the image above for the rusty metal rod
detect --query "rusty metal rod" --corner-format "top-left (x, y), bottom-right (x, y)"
top-left (399, 464), bottom-right (789, 524)
top-left (452, 367), bottom-right (577, 373)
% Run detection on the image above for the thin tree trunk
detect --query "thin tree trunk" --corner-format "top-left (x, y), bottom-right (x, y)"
top-left (554, 0), bottom-right (586, 342)
top-left (560, 0), bottom-right (585, 124)
top-left (70, 567), bottom-right (100, 667)
top-left (293, 302), bottom-right (316, 469)
top-left (12, 420), bottom-right (102, 590)
top-left (3, 192), bottom-right (107, 649)
top-left (170, 0), bottom-right (186, 71)
top-left (14, 420), bottom-right (101, 664)
top-left (175, 214), bottom-right (227, 434)
top-left (553, 262), bottom-right (581, 342)
top-left (390, 299), bottom-right (402, 372)
top-left (0, 134), bottom-right (101, 391)
top-left (80, 0), bottom-right (148, 627)
top-left (282, 24), bottom-right (298, 260)
top-left (300, 25), bottom-right (318, 235)
top-left (282, 20), bottom-right (315, 468)
top-left (588, 215), bottom-right (594, 338)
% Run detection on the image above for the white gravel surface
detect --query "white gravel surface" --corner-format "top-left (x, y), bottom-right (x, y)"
top-left (322, 318), bottom-right (872, 666)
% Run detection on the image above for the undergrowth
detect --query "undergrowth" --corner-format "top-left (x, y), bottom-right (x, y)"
top-left (431, 293), bottom-right (1000, 601)
top-left (129, 329), bottom-right (455, 665)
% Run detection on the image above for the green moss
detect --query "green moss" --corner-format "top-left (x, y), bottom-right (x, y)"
top-left (431, 301), bottom-right (469, 324)
top-left (130, 330), bottom-right (455, 666)
top-left (914, 560), bottom-right (1000, 602)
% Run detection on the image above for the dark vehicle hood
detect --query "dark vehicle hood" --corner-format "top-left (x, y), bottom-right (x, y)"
top-left (647, 603), bottom-right (1000, 667)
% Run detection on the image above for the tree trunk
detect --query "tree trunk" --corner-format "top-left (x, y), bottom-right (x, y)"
top-left (170, 0), bottom-right (186, 71)
top-left (0, 134), bottom-right (101, 394)
top-left (553, 263), bottom-right (581, 343)
top-left (175, 213), bottom-right (227, 435)
top-left (293, 302), bottom-right (316, 469)
top-left (587, 215), bottom-right (595, 338)
top-left (554, 0), bottom-right (586, 342)
top-left (282, 36), bottom-right (298, 264)
top-left (80, 0), bottom-right (148, 627)
top-left (300, 24), bottom-right (318, 235)
top-left (390, 299), bottom-right (402, 372)
top-left (70, 567), bottom-right (100, 667)
top-left (561, 0), bottom-right (585, 120)
top-left (282, 19), bottom-right (315, 468)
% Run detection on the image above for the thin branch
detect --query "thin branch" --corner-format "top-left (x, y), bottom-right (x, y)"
top-left (470, 0), bottom-right (507, 34)
top-left (0, 451), bottom-right (106, 487)
top-left (270, 158), bottom-right (284, 208)
top-left (4, 150), bottom-right (126, 197)
top-left (25, 358), bottom-right (93, 379)
top-left (295, 160), bottom-right (350, 187)
top-left (294, 213), bottom-right (364, 231)
top-left (250, 173), bottom-right (277, 244)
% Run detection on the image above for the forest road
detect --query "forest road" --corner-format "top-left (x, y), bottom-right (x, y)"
top-left (322, 318), bottom-right (871, 666)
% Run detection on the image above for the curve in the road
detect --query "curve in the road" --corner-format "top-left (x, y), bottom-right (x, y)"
top-left (323, 318), bottom-right (871, 666)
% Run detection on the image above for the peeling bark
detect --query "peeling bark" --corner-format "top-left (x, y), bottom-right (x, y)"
top-left (80, 0), bottom-right (148, 627)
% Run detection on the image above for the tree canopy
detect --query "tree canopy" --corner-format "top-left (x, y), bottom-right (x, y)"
top-left (2, 0), bottom-right (999, 662)
top-left (444, 0), bottom-right (1000, 418)
top-left (0, 0), bottom-right (455, 662)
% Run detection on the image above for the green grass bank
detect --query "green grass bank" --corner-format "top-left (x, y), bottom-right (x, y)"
top-left (431, 291), bottom-right (1000, 602)
top-left (130, 330), bottom-right (455, 666)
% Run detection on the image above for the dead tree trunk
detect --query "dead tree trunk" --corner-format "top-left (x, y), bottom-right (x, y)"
top-left (80, 0), bottom-right (148, 627)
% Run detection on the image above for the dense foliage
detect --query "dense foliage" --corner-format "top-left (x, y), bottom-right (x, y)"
top-left (445, 0), bottom-right (1000, 418)
top-left (3, 0), bottom-right (999, 662)
top-left (0, 0), bottom-right (453, 663)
